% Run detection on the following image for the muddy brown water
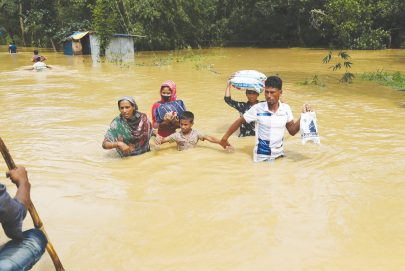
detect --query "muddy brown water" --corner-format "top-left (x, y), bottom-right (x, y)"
top-left (0, 47), bottom-right (404, 270)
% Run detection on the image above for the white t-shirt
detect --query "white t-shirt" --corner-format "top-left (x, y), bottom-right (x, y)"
top-left (33, 62), bottom-right (47, 71)
top-left (243, 101), bottom-right (294, 162)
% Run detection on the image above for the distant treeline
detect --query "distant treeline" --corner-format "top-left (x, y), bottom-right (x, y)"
top-left (1, 0), bottom-right (404, 51)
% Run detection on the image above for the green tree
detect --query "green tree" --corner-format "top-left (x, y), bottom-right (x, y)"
top-left (92, 0), bottom-right (119, 55)
top-left (53, 0), bottom-right (94, 44)
top-left (0, 0), bottom-right (21, 42)
top-left (310, 0), bottom-right (391, 49)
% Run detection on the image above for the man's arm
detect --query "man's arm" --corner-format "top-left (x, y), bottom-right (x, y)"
top-left (1, 166), bottom-right (30, 240)
top-left (7, 166), bottom-right (31, 208)
top-left (285, 104), bottom-right (312, 136)
top-left (286, 119), bottom-right (301, 136)
top-left (224, 81), bottom-right (245, 110)
top-left (219, 117), bottom-right (245, 148)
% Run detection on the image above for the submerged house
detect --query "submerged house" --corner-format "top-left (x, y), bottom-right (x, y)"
top-left (63, 31), bottom-right (135, 62)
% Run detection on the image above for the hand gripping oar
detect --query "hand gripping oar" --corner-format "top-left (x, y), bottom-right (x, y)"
top-left (0, 137), bottom-right (65, 271)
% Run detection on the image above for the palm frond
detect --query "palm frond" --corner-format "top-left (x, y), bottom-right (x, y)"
top-left (322, 51), bottom-right (332, 64)
top-left (338, 51), bottom-right (350, 60)
top-left (344, 61), bottom-right (352, 68)
top-left (331, 63), bottom-right (341, 71)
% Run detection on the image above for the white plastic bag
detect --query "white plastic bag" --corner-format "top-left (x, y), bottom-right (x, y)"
top-left (300, 112), bottom-right (320, 144)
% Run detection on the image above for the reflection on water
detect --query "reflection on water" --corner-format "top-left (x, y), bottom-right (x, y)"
top-left (0, 47), bottom-right (405, 271)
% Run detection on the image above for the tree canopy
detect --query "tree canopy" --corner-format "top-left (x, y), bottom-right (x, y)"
top-left (1, 0), bottom-right (404, 50)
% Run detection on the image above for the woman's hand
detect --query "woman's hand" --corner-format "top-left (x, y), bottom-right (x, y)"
top-left (163, 111), bottom-right (179, 127)
top-left (164, 111), bottom-right (177, 122)
top-left (117, 141), bottom-right (132, 154)
top-left (155, 135), bottom-right (163, 145)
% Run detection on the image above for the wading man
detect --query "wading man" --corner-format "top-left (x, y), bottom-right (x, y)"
top-left (220, 76), bottom-right (312, 162)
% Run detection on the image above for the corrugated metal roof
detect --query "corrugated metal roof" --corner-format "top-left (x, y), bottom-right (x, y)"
top-left (70, 31), bottom-right (89, 40)
top-left (62, 32), bottom-right (145, 43)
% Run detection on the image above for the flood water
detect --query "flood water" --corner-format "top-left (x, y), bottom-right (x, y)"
top-left (0, 47), bottom-right (404, 271)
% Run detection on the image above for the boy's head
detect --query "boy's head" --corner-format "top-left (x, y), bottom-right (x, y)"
top-left (179, 111), bottom-right (194, 133)
top-left (245, 89), bottom-right (259, 104)
top-left (33, 49), bottom-right (39, 55)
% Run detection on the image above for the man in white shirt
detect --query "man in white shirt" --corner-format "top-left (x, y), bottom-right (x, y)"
top-left (220, 76), bottom-right (312, 162)
top-left (32, 56), bottom-right (51, 71)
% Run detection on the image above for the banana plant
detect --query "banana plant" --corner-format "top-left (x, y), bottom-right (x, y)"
top-left (323, 50), bottom-right (354, 83)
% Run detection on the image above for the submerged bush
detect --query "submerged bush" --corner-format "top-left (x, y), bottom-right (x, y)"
top-left (360, 70), bottom-right (405, 89)
top-left (297, 75), bottom-right (326, 87)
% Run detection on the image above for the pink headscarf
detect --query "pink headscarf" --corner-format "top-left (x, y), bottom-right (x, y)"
top-left (160, 80), bottom-right (177, 102)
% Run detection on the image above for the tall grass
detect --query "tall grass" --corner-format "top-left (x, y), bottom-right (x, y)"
top-left (360, 70), bottom-right (405, 89)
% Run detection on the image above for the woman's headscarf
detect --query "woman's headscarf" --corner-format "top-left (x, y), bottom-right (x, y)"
top-left (159, 80), bottom-right (177, 102)
top-left (118, 96), bottom-right (138, 110)
top-left (117, 96), bottom-right (141, 127)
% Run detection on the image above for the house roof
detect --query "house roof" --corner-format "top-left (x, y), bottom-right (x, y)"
top-left (64, 31), bottom-right (145, 42)
top-left (70, 31), bottom-right (89, 40)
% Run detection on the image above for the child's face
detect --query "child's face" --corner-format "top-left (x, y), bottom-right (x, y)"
top-left (180, 119), bottom-right (193, 134)
top-left (246, 90), bottom-right (259, 103)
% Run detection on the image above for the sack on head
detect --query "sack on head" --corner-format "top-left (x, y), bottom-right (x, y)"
top-left (229, 70), bottom-right (266, 93)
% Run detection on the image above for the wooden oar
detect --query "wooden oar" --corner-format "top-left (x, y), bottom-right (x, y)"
top-left (0, 137), bottom-right (65, 271)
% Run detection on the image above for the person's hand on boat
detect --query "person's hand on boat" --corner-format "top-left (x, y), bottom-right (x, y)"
top-left (6, 166), bottom-right (31, 207)
top-left (6, 166), bottom-right (29, 187)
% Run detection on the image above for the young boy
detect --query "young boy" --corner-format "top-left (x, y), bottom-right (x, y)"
top-left (31, 49), bottom-right (47, 62)
top-left (155, 111), bottom-right (227, 151)
top-left (224, 81), bottom-right (260, 137)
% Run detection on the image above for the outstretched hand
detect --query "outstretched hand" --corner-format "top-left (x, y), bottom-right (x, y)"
top-left (154, 135), bottom-right (163, 145)
top-left (219, 137), bottom-right (231, 149)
